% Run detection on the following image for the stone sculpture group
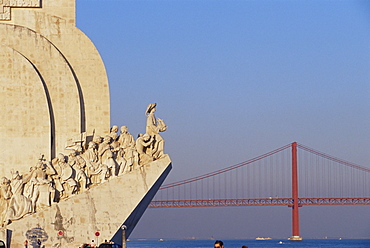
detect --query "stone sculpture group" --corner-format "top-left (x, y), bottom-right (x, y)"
top-left (0, 103), bottom-right (167, 226)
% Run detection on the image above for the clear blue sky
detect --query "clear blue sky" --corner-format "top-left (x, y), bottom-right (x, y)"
top-left (76, 0), bottom-right (370, 240)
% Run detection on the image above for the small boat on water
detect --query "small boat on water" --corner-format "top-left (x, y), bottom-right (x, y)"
top-left (255, 237), bottom-right (272, 240)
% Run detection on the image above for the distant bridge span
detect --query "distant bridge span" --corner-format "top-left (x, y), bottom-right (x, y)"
top-left (150, 197), bottom-right (370, 208)
top-left (149, 142), bottom-right (370, 240)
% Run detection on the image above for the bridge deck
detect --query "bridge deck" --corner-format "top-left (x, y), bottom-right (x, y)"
top-left (149, 197), bottom-right (370, 208)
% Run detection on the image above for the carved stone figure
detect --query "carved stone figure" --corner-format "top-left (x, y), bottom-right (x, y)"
top-left (117, 126), bottom-right (137, 174)
top-left (82, 142), bottom-right (102, 185)
top-left (52, 154), bottom-right (77, 199)
top-left (27, 161), bottom-right (55, 212)
top-left (83, 142), bottom-right (99, 167)
top-left (136, 134), bottom-right (154, 165)
top-left (118, 146), bottom-right (139, 174)
top-left (109, 125), bottom-right (119, 140)
top-left (101, 149), bottom-right (115, 180)
top-left (110, 131), bottom-right (122, 173)
top-left (116, 149), bottom-right (127, 174)
top-left (6, 171), bottom-right (32, 223)
top-left (98, 136), bottom-right (117, 178)
top-left (98, 136), bottom-right (111, 161)
top-left (93, 135), bottom-right (103, 146)
top-left (0, 177), bottom-right (12, 225)
top-left (110, 132), bottom-right (120, 153)
top-left (118, 126), bottom-right (135, 149)
top-left (68, 151), bottom-right (89, 192)
top-left (151, 117), bottom-right (167, 159)
top-left (145, 103), bottom-right (167, 159)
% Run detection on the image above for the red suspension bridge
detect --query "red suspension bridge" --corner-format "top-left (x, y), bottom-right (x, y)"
top-left (149, 142), bottom-right (370, 240)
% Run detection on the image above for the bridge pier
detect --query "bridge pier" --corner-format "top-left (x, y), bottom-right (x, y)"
top-left (289, 235), bottom-right (303, 241)
top-left (290, 142), bottom-right (302, 241)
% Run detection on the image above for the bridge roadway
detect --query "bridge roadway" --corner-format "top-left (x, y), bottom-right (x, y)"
top-left (149, 197), bottom-right (370, 208)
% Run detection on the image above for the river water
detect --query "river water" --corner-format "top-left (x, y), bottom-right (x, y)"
top-left (126, 239), bottom-right (370, 248)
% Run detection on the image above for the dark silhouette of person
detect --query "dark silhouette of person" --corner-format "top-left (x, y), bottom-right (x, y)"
top-left (214, 240), bottom-right (224, 248)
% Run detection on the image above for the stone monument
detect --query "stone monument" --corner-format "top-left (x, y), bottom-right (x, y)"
top-left (0, 1), bottom-right (171, 247)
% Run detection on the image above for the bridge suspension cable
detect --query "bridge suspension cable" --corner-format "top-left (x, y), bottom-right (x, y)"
top-left (160, 143), bottom-right (291, 189)
top-left (149, 142), bottom-right (370, 241)
top-left (152, 142), bottom-right (370, 204)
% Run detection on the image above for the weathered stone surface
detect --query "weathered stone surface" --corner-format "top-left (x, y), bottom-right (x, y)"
top-left (5, 155), bottom-right (171, 248)
top-left (0, 43), bottom-right (51, 174)
top-left (0, 0), bottom-right (110, 176)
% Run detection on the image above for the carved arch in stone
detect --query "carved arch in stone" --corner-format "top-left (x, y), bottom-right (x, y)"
top-left (0, 23), bottom-right (83, 174)
top-left (0, 44), bottom-right (50, 177)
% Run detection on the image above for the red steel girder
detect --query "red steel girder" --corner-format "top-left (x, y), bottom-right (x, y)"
top-left (148, 197), bottom-right (370, 208)
top-left (299, 197), bottom-right (370, 205)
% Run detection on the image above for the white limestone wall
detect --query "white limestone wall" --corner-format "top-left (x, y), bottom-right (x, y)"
top-left (0, 43), bottom-right (51, 175)
top-left (0, 0), bottom-right (110, 175)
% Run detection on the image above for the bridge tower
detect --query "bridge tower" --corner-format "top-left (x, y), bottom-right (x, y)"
top-left (289, 142), bottom-right (303, 241)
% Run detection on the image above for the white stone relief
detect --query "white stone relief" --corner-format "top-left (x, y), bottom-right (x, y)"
top-left (136, 133), bottom-right (155, 166)
top-left (117, 126), bottom-right (138, 174)
top-left (0, 104), bottom-right (168, 226)
top-left (6, 170), bottom-right (32, 224)
top-left (52, 154), bottom-right (78, 200)
top-left (27, 159), bottom-right (56, 212)
top-left (0, 177), bottom-right (12, 225)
